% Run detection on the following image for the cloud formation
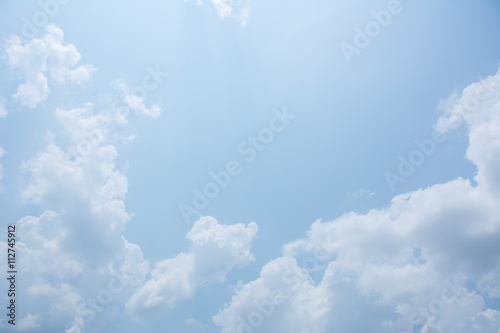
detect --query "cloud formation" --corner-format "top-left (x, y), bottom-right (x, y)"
top-left (213, 68), bottom-right (500, 333)
top-left (126, 216), bottom-right (258, 318)
top-left (5, 24), bottom-right (95, 109)
top-left (0, 101), bottom-right (149, 332)
top-left (117, 81), bottom-right (162, 118)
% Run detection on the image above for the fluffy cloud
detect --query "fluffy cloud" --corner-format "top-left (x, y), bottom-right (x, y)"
top-left (213, 68), bottom-right (500, 332)
top-left (118, 81), bottom-right (162, 118)
top-left (213, 256), bottom-right (329, 333)
top-left (5, 24), bottom-right (95, 109)
top-left (126, 216), bottom-right (258, 318)
top-left (0, 102), bottom-right (148, 332)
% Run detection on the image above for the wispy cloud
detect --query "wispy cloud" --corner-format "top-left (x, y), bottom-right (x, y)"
top-left (346, 188), bottom-right (375, 199)
top-left (117, 81), bottom-right (162, 119)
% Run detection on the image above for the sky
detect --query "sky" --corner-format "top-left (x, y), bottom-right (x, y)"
top-left (0, 0), bottom-right (500, 332)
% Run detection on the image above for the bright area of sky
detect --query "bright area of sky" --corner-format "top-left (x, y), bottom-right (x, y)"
top-left (0, 0), bottom-right (500, 332)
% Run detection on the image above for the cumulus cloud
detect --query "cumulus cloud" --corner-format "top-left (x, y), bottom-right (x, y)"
top-left (213, 68), bottom-right (500, 332)
top-left (126, 216), bottom-right (258, 319)
top-left (213, 256), bottom-right (329, 333)
top-left (435, 68), bottom-right (500, 134)
top-left (117, 81), bottom-right (162, 118)
top-left (0, 102), bottom-right (148, 332)
top-left (5, 24), bottom-right (95, 109)
top-left (20, 104), bottom-right (116, 204)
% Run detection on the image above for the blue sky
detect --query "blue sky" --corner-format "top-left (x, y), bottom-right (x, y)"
top-left (1, 0), bottom-right (500, 332)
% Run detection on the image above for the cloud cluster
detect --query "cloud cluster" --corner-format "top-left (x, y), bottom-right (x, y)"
top-left (213, 68), bottom-right (500, 333)
top-left (126, 216), bottom-right (258, 318)
top-left (1, 25), bottom-right (258, 331)
top-left (3, 102), bottom-right (149, 332)
top-left (5, 24), bottom-right (95, 109)
top-left (0, 25), bottom-right (148, 332)
top-left (1, 16), bottom-right (499, 333)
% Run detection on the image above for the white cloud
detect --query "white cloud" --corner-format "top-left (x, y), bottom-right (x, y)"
top-left (126, 216), bottom-right (258, 319)
top-left (213, 68), bottom-right (500, 333)
top-left (20, 104), bottom-right (117, 204)
top-left (5, 24), bottom-right (95, 109)
top-left (186, 0), bottom-right (251, 26)
top-left (213, 256), bottom-right (329, 333)
top-left (0, 97), bottom-right (6, 118)
top-left (435, 68), bottom-right (500, 134)
top-left (0, 103), bottom-right (148, 332)
top-left (117, 81), bottom-right (162, 118)
top-left (17, 313), bottom-right (42, 330)
top-left (211, 0), bottom-right (251, 26)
